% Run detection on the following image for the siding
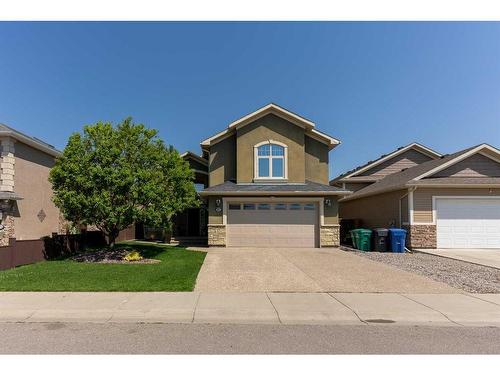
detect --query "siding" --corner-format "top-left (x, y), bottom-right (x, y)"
top-left (340, 189), bottom-right (407, 228)
top-left (431, 153), bottom-right (500, 178)
top-left (413, 187), bottom-right (500, 223)
top-left (359, 149), bottom-right (434, 177)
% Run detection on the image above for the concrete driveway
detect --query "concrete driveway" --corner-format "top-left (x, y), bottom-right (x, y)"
top-left (194, 247), bottom-right (457, 293)
top-left (418, 249), bottom-right (500, 269)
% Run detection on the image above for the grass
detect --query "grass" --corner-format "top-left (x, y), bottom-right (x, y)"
top-left (0, 241), bottom-right (206, 292)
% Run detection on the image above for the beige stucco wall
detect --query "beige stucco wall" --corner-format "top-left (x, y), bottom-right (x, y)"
top-left (413, 187), bottom-right (500, 223)
top-left (339, 189), bottom-right (407, 228)
top-left (304, 135), bottom-right (329, 184)
top-left (209, 134), bottom-right (236, 187)
top-left (13, 141), bottom-right (60, 240)
top-left (324, 197), bottom-right (339, 225)
top-left (208, 196), bottom-right (223, 224)
top-left (236, 114), bottom-right (305, 183)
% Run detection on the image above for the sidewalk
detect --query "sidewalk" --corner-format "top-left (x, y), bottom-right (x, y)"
top-left (1, 292), bottom-right (499, 327)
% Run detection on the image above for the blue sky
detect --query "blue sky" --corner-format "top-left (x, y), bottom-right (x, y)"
top-left (0, 22), bottom-right (499, 178)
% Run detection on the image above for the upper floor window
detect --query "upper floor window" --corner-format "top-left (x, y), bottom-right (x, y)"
top-left (254, 141), bottom-right (287, 180)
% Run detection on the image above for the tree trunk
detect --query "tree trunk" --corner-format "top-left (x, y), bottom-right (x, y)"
top-left (107, 228), bottom-right (119, 249)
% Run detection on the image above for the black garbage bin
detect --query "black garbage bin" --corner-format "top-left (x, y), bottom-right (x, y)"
top-left (372, 228), bottom-right (389, 252)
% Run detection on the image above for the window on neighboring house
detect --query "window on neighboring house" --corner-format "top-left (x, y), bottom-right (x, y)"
top-left (255, 142), bottom-right (287, 179)
top-left (194, 183), bottom-right (205, 192)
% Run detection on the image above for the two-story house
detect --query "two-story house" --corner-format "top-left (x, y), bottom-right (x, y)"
top-left (197, 104), bottom-right (350, 248)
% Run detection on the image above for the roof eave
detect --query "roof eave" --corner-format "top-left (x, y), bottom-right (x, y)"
top-left (339, 186), bottom-right (406, 201)
top-left (0, 130), bottom-right (61, 157)
top-left (200, 190), bottom-right (352, 196)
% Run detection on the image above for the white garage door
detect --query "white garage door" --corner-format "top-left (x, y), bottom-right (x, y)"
top-left (226, 202), bottom-right (318, 248)
top-left (436, 198), bottom-right (500, 249)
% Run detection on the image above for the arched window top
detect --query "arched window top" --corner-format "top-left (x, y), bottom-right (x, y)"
top-left (254, 141), bottom-right (288, 180)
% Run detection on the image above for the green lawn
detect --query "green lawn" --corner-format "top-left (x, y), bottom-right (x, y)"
top-left (0, 241), bottom-right (206, 292)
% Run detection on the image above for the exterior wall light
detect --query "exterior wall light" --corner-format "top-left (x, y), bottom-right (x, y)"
top-left (324, 198), bottom-right (332, 207)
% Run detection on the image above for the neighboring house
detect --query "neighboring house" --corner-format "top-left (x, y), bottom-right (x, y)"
top-left (197, 103), bottom-right (350, 248)
top-left (339, 143), bottom-right (500, 249)
top-left (0, 124), bottom-right (63, 270)
top-left (170, 151), bottom-right (209, 244)
top-left (330, 143), bottom-right (442, 192)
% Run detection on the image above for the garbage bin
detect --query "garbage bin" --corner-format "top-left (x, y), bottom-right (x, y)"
top-left (372, 228), bottom-right (389, 252)
top-left (357, 229), bottom-right (372, 251)
top-left (349, 229), bottom-right (358, 249)
top-left (388, 228), bottom-right (407, 253)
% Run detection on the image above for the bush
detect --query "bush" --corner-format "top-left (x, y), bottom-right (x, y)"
top-left (124, 250), bottom-right (143, 262)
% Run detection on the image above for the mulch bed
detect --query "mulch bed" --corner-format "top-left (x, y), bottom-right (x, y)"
top-left (341, 246), bottom-right (500, 293)
top-left (70, 248), bottom-right (160, 264)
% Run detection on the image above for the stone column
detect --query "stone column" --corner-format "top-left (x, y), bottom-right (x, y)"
top-left (0, 138), bottom-right (15, 192)
top-left (0, 138), bottom-right (15, 247)
top-left (208, 224), bottom-right (226, 247)
top-left (320, 225), bottom-right (340, 247)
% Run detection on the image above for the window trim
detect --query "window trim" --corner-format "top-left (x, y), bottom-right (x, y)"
top-left (253, 140), bottom-right (288, 181)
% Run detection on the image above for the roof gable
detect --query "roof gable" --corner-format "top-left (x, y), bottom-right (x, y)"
top-left (200, 103), bottom-right (340, 149)
top-left (341, 144), bottom-right (500, 201)
top-left (428, 152), bottom-right (500, 178)
top-left (414, 144), bottom-right (500, 180)
top-left (334, 143), bottom-right (441, 182)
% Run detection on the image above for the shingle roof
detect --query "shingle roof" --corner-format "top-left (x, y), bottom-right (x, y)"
top-left (330, 142), bottom-right (441, 184)
top-left (341, 146), bottom-right (478, 200)
top-left (200, 180), bottom-right (351, 196)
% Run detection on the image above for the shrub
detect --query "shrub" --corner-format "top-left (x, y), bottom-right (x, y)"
top-left (124, 250), bottom-right (143, 262)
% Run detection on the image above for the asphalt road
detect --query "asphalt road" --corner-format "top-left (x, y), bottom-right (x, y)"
top-left (1, 322), bottom-right (500, 354)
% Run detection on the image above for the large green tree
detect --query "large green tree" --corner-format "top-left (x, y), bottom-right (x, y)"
top-left (49, 118), bottom-right (198, 247)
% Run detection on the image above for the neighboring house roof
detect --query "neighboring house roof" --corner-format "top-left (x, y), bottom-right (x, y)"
top-left (341, 144), bottom-right (500, 201)
top-left (0, 123), bottom-right (61, 157)
top-left (200, 103), bottom-right (340, 150)
top-left (200, 180), bottom-right (352, 196)
top-left (181, 151), bottom-right (208, 166)
top-left (330, 142), bottom-right (442, 184)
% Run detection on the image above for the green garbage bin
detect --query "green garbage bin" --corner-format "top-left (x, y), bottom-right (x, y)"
top-left (349, 229), bottom-right (358, 249)
top-left (357, 229), bottom-right (372, 251)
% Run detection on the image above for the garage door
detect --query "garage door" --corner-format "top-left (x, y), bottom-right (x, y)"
top-left (226, 202), bottom-right (318, 248)
top-left (436, 198), bottom-right (500, 249)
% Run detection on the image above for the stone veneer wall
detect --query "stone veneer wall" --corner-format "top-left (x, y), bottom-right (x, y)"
top-left (320, 225), bottom-right (340, 247)
top-left (403, 224), bottom-right (437, 249)
top-left (0, 139), bottom-right (15, 192)
top-left (0, 215), bottom-right (14, 247)
top-left (208, 224), bottom-right (226, 247)
top-left (0, 138), bottom-right (16, 247)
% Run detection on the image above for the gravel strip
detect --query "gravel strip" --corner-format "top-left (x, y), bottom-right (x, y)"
top-left (345, 248), bottom-right (500, 293)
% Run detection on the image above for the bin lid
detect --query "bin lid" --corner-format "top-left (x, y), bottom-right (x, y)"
top-left (388, 228), bottom-right (407, 234)
top-left (358, 229), bottom-right (372, 234)
top-left (373, 228), bottom-right (389, 235)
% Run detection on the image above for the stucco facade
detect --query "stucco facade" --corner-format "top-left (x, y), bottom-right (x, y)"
top-left (201, 104), bottom-right (346, 248)
top-left (13, 142), bottom-right (61, 240)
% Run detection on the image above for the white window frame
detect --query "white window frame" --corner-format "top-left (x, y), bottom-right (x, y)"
top-left (253, 140), bottom-right (288, 181)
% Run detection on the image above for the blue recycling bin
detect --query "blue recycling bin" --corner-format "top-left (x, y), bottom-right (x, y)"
top-left (388, 228), bottom-right (407, 253)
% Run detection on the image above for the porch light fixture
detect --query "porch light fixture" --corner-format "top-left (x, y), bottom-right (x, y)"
top-left (324, 198), bottom-right (332, 207)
